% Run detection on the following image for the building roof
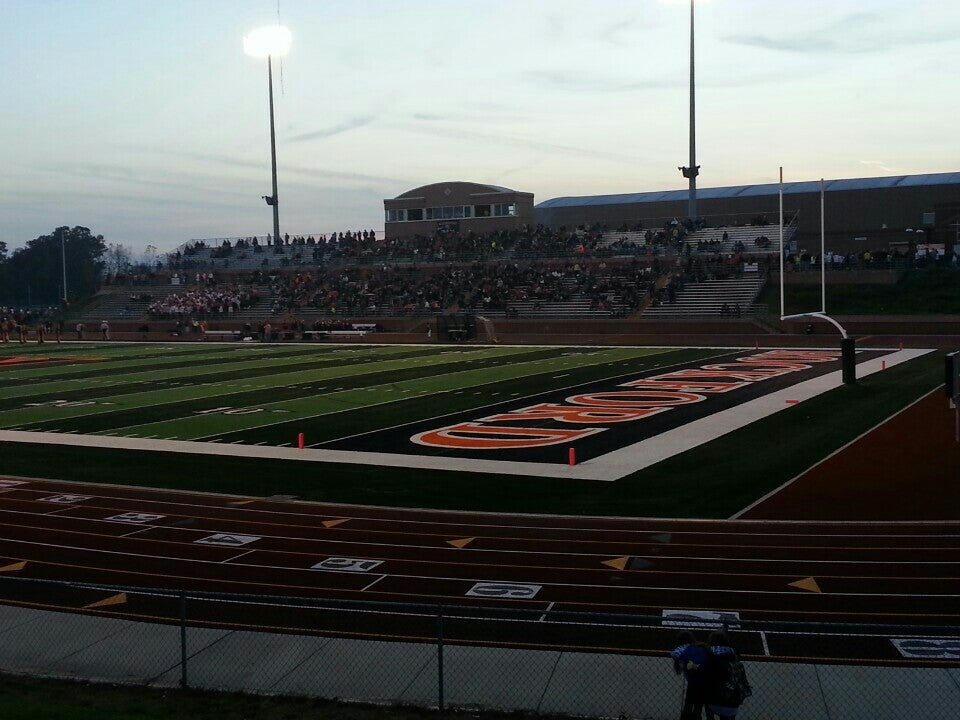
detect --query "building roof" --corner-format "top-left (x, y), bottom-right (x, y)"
top-left (535, 171), bottom-right (960, 209)
top-left (395, 181), bottom-right (517, 200)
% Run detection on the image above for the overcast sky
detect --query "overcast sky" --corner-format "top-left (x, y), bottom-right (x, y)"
top-left (2, 0), bottom-right (958, 254)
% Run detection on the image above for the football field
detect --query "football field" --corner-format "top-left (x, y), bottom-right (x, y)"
top-left (0, 340), bottom-right (945, 518)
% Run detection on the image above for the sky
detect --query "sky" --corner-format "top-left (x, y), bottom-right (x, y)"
top-left (2, 0), bottom-right (959, 255)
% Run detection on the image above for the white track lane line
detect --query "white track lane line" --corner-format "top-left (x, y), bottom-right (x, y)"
top-left (2, 485), bottom-right (956, 538)
top-left (0, 535), bottom-right (953, 600)
top-left (0, 509), bottom-right (956, 568)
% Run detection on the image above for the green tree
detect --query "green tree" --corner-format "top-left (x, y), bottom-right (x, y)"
top-left (1, 227), bottom-right (106, 306)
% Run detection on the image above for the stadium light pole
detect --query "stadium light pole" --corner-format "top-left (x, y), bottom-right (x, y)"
top-left (244, 25), bottom-right (292, 246)
top-left (678, 0), bottom-right (700, 219)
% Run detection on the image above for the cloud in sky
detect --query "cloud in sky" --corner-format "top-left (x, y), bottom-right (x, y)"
top-left (724, 12), bottom-right (958, 54)
top-left (287, 115), bottom-right (376, 143)
top-left (2, 0), bottom-right (958, 250)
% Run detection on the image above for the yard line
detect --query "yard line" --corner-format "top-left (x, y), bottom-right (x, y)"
top-left (208, 438), bottom-right (222, 443)
top-left (230, 440), bottom-right (245, 445)
top-left (553, 374), bottom-right (570, 379)
top-left (142, 435), bottom-right (159, 439)
top-left (253, 442), bottom-right (268, 446)
top-left (277, 442), bottom-right (291, 447)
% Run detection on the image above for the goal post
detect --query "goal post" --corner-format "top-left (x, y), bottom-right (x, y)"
top-left (778, 171), bottom-right (856, 384)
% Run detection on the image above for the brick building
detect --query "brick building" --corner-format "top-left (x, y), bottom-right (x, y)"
top-left (384, 182), bottom-right (534, 240)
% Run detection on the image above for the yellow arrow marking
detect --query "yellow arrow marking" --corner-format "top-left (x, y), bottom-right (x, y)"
top-left (322, 519), bottom-right (348, 528)
top-left (447, 537), bottom-right (475, 549)
top-left (789, 577), bottom-right (822, 593)
top-left (0, 561), bottom-right (27, 573)
top-left (228, 499), bottom-right (257, 506)
top-left (84, 593), bottom-right (127, 609)
top-left (602, 557), bottom-right (630, 571)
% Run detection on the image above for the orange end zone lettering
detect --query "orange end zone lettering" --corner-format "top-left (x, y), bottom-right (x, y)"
top-left (411, 422), bottom-right (604, 450)
top-left (619, 379), bottom-right (749, 393)
top-left (567, 391), bottom-right (704, 408)
top-left (480, 403), bottom-right (665, 424)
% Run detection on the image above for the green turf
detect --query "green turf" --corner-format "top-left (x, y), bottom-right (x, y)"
top-left (0, 346), bottom-right (944, 518)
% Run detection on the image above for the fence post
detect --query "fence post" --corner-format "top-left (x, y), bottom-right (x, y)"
top-left (437, 605), bottom-right (445, 711)
top-left (179, 591), bottom-right (188, 689)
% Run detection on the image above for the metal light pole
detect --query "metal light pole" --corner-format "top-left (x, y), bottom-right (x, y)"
top-left (244, 25), bottom-right (291, 245)
top-left (678, 0), bottom-right (699, 219)
top-left (267, 55), bottom-right (281, 246)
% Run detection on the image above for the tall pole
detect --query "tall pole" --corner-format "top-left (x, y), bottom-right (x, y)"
top-left (687, 0), bottom-right (697, 219)
top-left (60, 228), bottom-right (68, 302)
top-left (779, 167), bottom-right (784, 318)
top-left (678, 1), bottom-right (699, 218)
top-left (820, 178), bottom-right (826, 313)
top-left (267, 55), bottom-right (281, 246)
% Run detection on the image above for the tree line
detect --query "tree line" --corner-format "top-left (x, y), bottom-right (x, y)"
top-left (0, 227), bottom-right (108, 307)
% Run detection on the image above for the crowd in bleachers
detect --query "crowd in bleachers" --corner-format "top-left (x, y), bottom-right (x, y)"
top-left (256, 258), bottom-right (666, 318)
top-left (148, 285), bottom-right (260, 319)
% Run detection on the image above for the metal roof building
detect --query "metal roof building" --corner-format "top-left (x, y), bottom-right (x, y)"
top-left (535, 172), bottom-right (960, 251)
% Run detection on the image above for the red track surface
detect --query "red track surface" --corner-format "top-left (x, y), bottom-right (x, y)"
top-left (0, 474), bottom-right (958, 665)
top-left (1, 389), bottom-right (958, 663)
top-left (741, 389), bottom-right (960, 520)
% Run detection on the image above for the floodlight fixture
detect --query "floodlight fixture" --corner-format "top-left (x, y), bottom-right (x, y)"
top-left (243, 25), bottom-right (292, 59)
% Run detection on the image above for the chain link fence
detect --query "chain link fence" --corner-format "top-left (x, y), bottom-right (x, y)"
top-left (0, 576), bottom-right (957, 719)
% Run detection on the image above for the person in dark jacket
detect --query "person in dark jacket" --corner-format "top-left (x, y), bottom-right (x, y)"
top-left (671, 630), bottom-right (712, 719)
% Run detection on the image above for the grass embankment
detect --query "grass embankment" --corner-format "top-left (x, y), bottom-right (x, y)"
top-left (758, 267), bottom-right (960, 315)
top-left (0, 350), bottom-right (944, 518)
top-left (0, 673), bottom-right (508, 720)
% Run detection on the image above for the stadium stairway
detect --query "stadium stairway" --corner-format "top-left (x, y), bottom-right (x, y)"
top-left (643, 275), bottom-right (766, 318)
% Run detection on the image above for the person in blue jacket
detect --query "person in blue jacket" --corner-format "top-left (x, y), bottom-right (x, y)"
top-left (671, 630), bottom-right (712, 720)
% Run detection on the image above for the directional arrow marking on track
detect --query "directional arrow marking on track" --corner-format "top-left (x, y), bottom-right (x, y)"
top-left (322, 519), bottom-right (349, 528)
top-left (0, 561), bottom-right (27, 573)
top-left (789, 577), bottom-right (822, 593)
top-left (84, 593), bottom-right (127, 609)
top-left (602, 556), bottom-right (630, 570)
top-left (447, 537), bottom-right (475, 549)
top-left (195, 534), bottom-right (260, 546)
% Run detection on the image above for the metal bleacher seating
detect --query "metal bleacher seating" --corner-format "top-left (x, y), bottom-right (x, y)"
top-left (643, 275), bottom-right (767, 318)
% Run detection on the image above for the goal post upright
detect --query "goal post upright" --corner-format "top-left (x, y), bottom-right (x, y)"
top-left (779, 169), bottom-right (856, 384)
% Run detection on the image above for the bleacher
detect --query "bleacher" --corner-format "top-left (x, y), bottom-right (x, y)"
top-left (643, 275), bottom-right (766, 318)
top-left (680, 221), bottom-right (796, 256)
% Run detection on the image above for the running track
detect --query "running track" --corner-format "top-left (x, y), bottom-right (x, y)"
top-left (0, 476), bottom-right (957, 667)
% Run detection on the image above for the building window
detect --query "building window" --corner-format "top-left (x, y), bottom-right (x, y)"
top-left (475, 204), bottom-right (491, 218)
top-left (385, 209), bottom-right (407, 223)
top-left (494, 203), bottom-right (516, 217)
top-left (407, 208), bottom-right (423, 221)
